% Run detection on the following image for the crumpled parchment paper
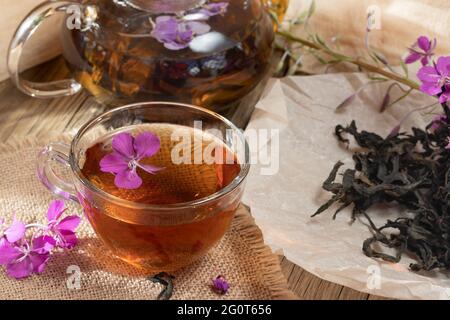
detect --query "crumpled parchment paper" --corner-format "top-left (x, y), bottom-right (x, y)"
top-left (242, 72), bottom-right (450, 300)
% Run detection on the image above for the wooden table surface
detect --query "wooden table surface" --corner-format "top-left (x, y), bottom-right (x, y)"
top-left (0, 57), bottom-right (385, 300)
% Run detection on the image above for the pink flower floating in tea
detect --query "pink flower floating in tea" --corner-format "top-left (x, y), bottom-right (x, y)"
top-left (212, 275), bottom-right (230, 295)
top-left (150, 1), bottom-right (229, 50)
top-left (100, 131), bottom-right (163, 189)
top-left (151, 16), bottom-right (211, 50)
top-left (0, 200), bottom-right (80, 279)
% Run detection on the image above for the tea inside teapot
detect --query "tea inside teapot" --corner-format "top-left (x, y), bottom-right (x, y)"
top-left (61, 0), bottom-right (274, 127)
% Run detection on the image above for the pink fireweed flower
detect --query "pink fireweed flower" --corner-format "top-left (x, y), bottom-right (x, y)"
top-left (0, 235), bottom-right (55, 279)
top-left (405, 36), bottom-right (436, 66)
top-left (149, 2), bottom-right (229, 51)
top-left (417, 56), bottom-right (450, 104)
top-left (151, 16), bottom-right (211, 50)
top-left (46, 200), bottom-right (80, 249)
top-left (3, 216), bottom-right (25, 243)
top-left (100, 132), bottom-right (163, 189)
top-left (212, 275), bottom-right (230, 294)
top-left (0, 200), bottom-right (80, 279)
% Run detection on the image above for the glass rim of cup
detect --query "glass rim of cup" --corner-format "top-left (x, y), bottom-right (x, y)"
top-left (69, 101), bottom-right (250, 210)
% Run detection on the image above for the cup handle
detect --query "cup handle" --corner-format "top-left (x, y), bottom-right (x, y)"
top-left (37, 142), bottom-right (78, 202)
top-left (7, 1), bottom-right (82, 98)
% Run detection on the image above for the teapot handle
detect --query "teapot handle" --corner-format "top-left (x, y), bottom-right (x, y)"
top-left (7, 1), bottom-right (82, 98)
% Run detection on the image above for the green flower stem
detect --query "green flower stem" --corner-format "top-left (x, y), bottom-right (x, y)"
top-left (276, 30), bottom-right (420, 90)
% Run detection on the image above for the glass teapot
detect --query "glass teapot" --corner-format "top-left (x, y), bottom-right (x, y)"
top-left (8, 0), bottom-right (277, 127)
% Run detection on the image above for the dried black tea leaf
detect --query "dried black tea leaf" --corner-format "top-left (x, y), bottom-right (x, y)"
top-left (149, 272), bottom-right (175, 300)
top-left (314, 117), bottom-right (450, 272)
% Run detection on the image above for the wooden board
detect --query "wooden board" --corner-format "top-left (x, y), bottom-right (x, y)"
top-left (0, 56), bottom-right (387, 300)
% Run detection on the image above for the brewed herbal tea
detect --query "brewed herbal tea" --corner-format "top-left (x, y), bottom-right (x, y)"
top-left (78, 124), bottom-right (241, 271)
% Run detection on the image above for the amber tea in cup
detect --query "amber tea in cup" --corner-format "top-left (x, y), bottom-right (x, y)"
top-left (37, 102), bottom-right (249, 272)
top-left (80, 124), bottom-right (241, 270)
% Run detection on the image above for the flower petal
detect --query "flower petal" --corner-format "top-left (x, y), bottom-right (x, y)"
top-left (151, 16), bottom-right (179, 42)
top-left (436, 56), bottom-right (450, 76)
top-left (138, 163), bottom-right (165, 175)
top-left (47, 199), bottom-right (65, 222)
top-left (212, 276), bottom-right (230, 294)
top-left (150, 15), bottom-right (203, 50)
top-left (56, 215), bottom-right (81, 233)
top-left (114, 169), bottom-right (143, 189)
top-left (112, 132), bottom-right (135, 159)
top-left (417, 66), bottom-right (439, 83)
top-left (200, 2), bottom-right (229, 17)
top-left (155, 15), bottom-right (174, 23)
top-left (0, 238), bottom-right (22, 265)
top-left (4, 218), bottom-right (26, 243)
top-left (32, 235), bottom-right (56, 254)
top-left (439, 92), bottom-right (450, 104)
top-left (134, 131), bottom-right (161, 159)
top-left (29, 252), bottom-right (50, 274)
top-left (6, 257), bottom-right (33, 279)
top-left (186, 21), bottom-right (211, 36)
top-left (404, 52), bottom-right (421, 64)
top-left (417, 36), bottom-right (431, 52)
top-left (420, 82), bottom-right (442, 96)
top-left (58, 230), bottom-right (78, 249)
top-left (100, 153), bottom-right (129, 173)
top-left (164, 41), bottom-right (190, 50)
top-left (420, 56), bottom-right (430, 67)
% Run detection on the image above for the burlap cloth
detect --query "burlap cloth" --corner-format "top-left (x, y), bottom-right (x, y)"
top-left (0, 135), bottom-right (296, 300)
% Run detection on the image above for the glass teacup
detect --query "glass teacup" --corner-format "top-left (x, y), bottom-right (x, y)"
top-left (37, 102), bottom-right (249, 272)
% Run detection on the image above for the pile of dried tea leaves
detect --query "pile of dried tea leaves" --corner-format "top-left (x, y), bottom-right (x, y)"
top-left (313, 117), bottom-right (450, 272)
